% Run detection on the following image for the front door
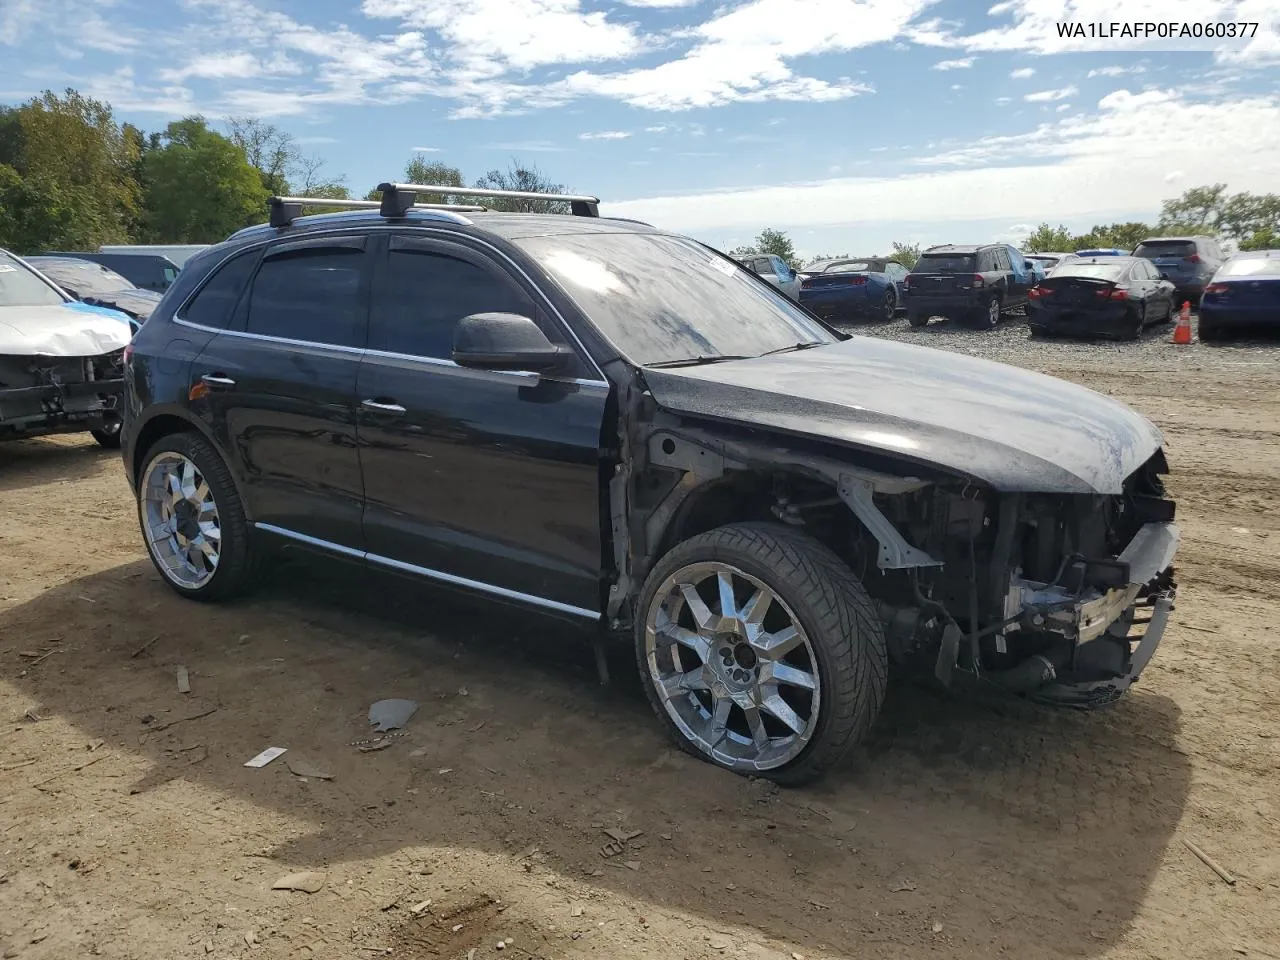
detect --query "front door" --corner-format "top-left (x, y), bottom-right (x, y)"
top-left (356, 234), bottom-right (609, 617)
top-left (191, 234), bottom-right (371, 550)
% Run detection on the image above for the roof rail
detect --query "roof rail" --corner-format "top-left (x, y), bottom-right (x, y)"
top-left (267, 195), bottom-right (485, 228)
top-left (378, 182), bottom-right (601, 218)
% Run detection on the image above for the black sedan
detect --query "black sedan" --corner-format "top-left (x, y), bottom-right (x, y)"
top-left (1198, 250), bottom-right (1280, 341)
top-left (1027, 256), bottom-right (1176, 340)
top-left (24, 256), bottom-right (162, 325)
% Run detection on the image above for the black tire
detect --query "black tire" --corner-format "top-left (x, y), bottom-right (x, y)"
top-left (907, 311), bottom-right (928, 327)
top-left (976, 296), bottom-right (1001, 329)
top-left (136, 431), bottom-right (259, 602)
top-left (91, 424), bottom-right (122, 449)
top-left (1127, 305), bottom-right (1145, 341)
top-left (1198, 319), bottom-right (1225, 343)
top-left (881, 287), bottom-right (897, 322)
top-left (635, 522), bottom-right (888, 786)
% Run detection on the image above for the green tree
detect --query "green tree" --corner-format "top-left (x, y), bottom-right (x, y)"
top-left (890, 241), bottom-right (921, 268)
top-left (1074, 222), bottom-right (1151, 251)
top-left (1154, 184), bottom-right (1280, 247)
top-left (226, 117), bottom-right (297, 196)
top-left (1021, 223), bottom-right (1075, 253)
top-left (141, 117), bottom-right (268, 243)
top-left (804, 252), bottom-right (850, 267)
top-left (1158, 183), bottom-right (1228, 233)
top-left (1239, 228), bottom-right (1279, 252)
top-left (731, 228), bottom-right (798, 268)
top-left (0, 88), bottom-right (139, 253)
top-left (472, 160), bottom-right (569, 213)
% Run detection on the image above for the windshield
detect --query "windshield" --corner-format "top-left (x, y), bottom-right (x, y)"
top-left (1134, 241), bottom-right (1196, 259)
top-left (1053, 263), bottom-right (1128, 280)
top-left (515, 233), bottom-right (836, 366)
top-left (827, 261), bottom-right (875, 273)
top-left (30, 259), bottom-right (135, 296)
top-left (0, 252), bottom-right (68, 308)
top-left (915, 254), bottom-right (975, 273)
top-left (1219, 257), bottom-right (1280, 278)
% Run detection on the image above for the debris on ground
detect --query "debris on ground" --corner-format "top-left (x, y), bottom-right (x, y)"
top-left (244, 747), bottom-right (287, 768)
top-left (286, 757), bottom-right (334, 780)
top-left (369, 698), bottom-right (418, 732)
top-left (129, 635), bottom-right (160, 658)
top-left (150, 706), bottom-right (218, 731)
top-left (176, 666), bottom-right (190, 694)
top-left (891, 879), bottom-right (917, 892)
top-left (1183, 838), bottom-right (1237, 885)
top-left (410, 899), bottom-right (432, 914)
top-left (271, 872), bottom-right (327, 894)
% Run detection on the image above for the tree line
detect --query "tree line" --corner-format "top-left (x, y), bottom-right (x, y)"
top-left (0, 88), bottom-right (571, 254)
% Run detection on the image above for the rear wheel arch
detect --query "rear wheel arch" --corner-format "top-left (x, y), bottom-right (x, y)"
top-left (130, 412), bottom-right (252, 521)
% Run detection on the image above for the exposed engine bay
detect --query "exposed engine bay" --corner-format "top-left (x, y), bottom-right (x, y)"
top-left (613, 416), bottom-right (1178, 710)
top-left (0, 350), bottom-right (125, 440)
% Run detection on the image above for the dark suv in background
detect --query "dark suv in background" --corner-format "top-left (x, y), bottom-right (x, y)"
top-left (1132, 236), bottom-right (1224, 305)
top-left (119, 183), bottom-right (1180, 785)
top-left (904, 243), bottom-right (1032, 328)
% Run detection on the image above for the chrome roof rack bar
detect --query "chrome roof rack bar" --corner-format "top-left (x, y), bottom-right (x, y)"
top-left (378, 182), bottom-right (601, 218)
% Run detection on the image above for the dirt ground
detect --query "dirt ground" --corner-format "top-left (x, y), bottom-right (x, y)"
top-left (2, 332), bottom-right (1279, 960)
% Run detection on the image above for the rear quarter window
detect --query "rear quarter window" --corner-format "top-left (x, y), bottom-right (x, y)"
top-left (181, 250), bottom-right (259, 329)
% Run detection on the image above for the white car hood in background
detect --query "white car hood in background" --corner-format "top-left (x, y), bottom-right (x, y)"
top-left (0, 304), bottom-right (132, 357)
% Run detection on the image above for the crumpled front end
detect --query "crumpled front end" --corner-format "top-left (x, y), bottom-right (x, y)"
top-left (0, 351), bottom-right (125, 440)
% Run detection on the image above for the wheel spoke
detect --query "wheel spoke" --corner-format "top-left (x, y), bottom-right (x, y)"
top-left (761, 693), bottom-right (806, 735)
top-left (709, 695), bottom-right (732, 744)
top-left (659, 665), bottom-right (711, 698)
top-left (678, 582), bottom-right (720, 632)
top-left (655, 612), bottom-right (711, 662)
top-left (754, 624), bottom-right (802, 660)
top-left (740, 585), bottom-right (772, 629)
top-left (760, 661), bottom-right (817, 690)
top-left (742, 705), bottom-right (770, 750)
top-left (716, 571), bottom-right (737, 619)
top-left (165, 472), bottom-right (184, 507)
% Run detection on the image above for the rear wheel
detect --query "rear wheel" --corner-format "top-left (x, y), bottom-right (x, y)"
top-left (907, 311), bottom-right (928, 327)
top-left (976, 296), bottom-right (1001, 329)
top-left (636, 522), bottom-right (887, 785)
top-left (1198, 318), bottom-right (1225, 343)
top-left (137, 431), bottom-right (259, 602)
top-left (1128, 305), bottom-right (1145, 340)
top-left (881, 288), bottom-right (897, 322)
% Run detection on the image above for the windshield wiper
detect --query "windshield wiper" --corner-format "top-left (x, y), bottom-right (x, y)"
top-left (645, 354), bottom-right (754, 369)
top-left (759, 341), bottom-right (826, 357)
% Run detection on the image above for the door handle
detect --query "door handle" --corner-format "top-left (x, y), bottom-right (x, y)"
top-left (200, 374), bottom-right (236, 388)
top-left (361, 399), bottom-right (407, 415)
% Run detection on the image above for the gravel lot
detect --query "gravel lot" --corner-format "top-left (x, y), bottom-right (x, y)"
top-left (1, 315), bottom-right (1278, 960)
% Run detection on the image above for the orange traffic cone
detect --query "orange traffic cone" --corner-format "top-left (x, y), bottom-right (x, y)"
top-left (1172, 301), bottom-right (1192, 344)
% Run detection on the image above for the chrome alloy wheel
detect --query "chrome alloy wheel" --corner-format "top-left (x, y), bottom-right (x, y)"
top-left (140, 452), bottom-right (221, 589)
top-left (644, 562), bottom-right (822, 772)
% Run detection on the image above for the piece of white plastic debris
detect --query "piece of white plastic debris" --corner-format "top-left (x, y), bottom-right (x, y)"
top-left (369, 699), bottom-right (418, 733)
top-left (176, 666), bottom-right (190, 694)
top-left (272, 872), bottom-right (327, 894)
top-left (244, 747), bottom-right (287, 768)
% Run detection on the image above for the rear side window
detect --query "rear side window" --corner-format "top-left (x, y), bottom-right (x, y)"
top-left (373, 243), bottom-right (534, 359)
top-left (182, 251), bottom-right (258, 329)
top-left (1135, 241), bottom-right (1197, 259)
top-left (916, 254), bottom-right (975, 273)
top-left (247, 245), bottom-right (367, 347)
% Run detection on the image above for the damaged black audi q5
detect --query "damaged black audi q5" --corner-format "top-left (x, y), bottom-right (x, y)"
top-left (120, 184), bottom-right (1179, 784)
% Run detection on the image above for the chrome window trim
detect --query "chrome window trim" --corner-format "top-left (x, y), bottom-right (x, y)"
top-left (171, 316), bottom-right (608, 388)
top-left (255, 522), bottom-right (600, 620)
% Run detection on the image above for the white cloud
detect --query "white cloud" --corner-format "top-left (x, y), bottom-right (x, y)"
top-left (1164, 170), bottom-right (1184, 182)
top-left (617, 0), bottom-right (702, 5)
top-left (932, 56), bottom-right (974, 70)
top-left (1088, 65), bottom-right (1146, 77)
top-left (603, 88), bottom-right (1280, 236)
top-left (412, 145), bottom-right (441, 152)
top-left (80, 66), bottom-right (197, 115)
top-left (1056, 102), bottom-right (1071, 111)
top-left (995, 96), bottom-right (1013, 103)
top-left (645, 124), bottom-right (670, 133)
top-left (159, 52), bottom-right (302, 82)
top-left (579, 130), bottom-right (632, 140)
top-left (950, 83), bottom-right (963, 90)
top-left (1025, 84), bottom-right (1077, 101)
top-left (1010, 66), bottom-right (1036, 78)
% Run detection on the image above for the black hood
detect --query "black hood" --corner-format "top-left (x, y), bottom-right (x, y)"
top-left (641, 336), bottom-right (1164, 495)
top-left (82, 289), bottom-right (162, 322)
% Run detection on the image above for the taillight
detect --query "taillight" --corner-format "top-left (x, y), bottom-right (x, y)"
top-left (800, 278), bottom-right (813, 288)
top-left (1204, 282), bottom-right (1229, 295)
top-left (972, 274), bottom-right (986, 288)
top-left (1185, 254), bottom-right (1202, 263)
top-left (1096, 286), bottom-right (1128, 300)
top-left (847, 275), bottom-right (867, 285)
top-left (1028, 286), bottom-right (1042, 299)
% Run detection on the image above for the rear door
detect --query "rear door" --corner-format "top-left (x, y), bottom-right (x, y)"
top-left (355, 234), bottom-right (609, 616)
top-left (190, 234), bottom-right (370, 550)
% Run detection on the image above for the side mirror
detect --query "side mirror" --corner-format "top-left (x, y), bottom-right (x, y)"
top-left (452, 313), bottom-right (571, 373)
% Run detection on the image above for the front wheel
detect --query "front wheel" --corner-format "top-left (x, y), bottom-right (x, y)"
top-left (636, 522), bottom-right (888, 785)
top-left (907, 311), bottom-right (928, 327)
top-left (91, 416), bottom-right (122, 449)
top-left (977, 296), bottom-right (1001, 329)
top-left (137, 431), bottom-right (259, 602)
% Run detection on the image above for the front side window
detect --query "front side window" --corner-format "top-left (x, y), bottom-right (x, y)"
top-left (0, 252), bottom-right (67, 308)
top-left (373, 243), bottom-right (535, 359)
top-left (516, 233), bottom-right (835, 366)
top-left (246, 245), bottom-right (367, 347)
top-left (182, 250), bottom-right (260, 330)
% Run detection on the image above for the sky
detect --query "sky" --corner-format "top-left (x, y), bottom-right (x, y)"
top-left (2, 0), bottom-right (1279, 259)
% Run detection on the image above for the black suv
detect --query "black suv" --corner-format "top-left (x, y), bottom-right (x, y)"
top-left (904, 243), bottom-right (1032, 328)
top-left (121, 184), bottom-right (1180, 784)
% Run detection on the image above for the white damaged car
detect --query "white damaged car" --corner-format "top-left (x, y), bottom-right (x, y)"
top-left (0, 248), bottom-right (135, 447)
